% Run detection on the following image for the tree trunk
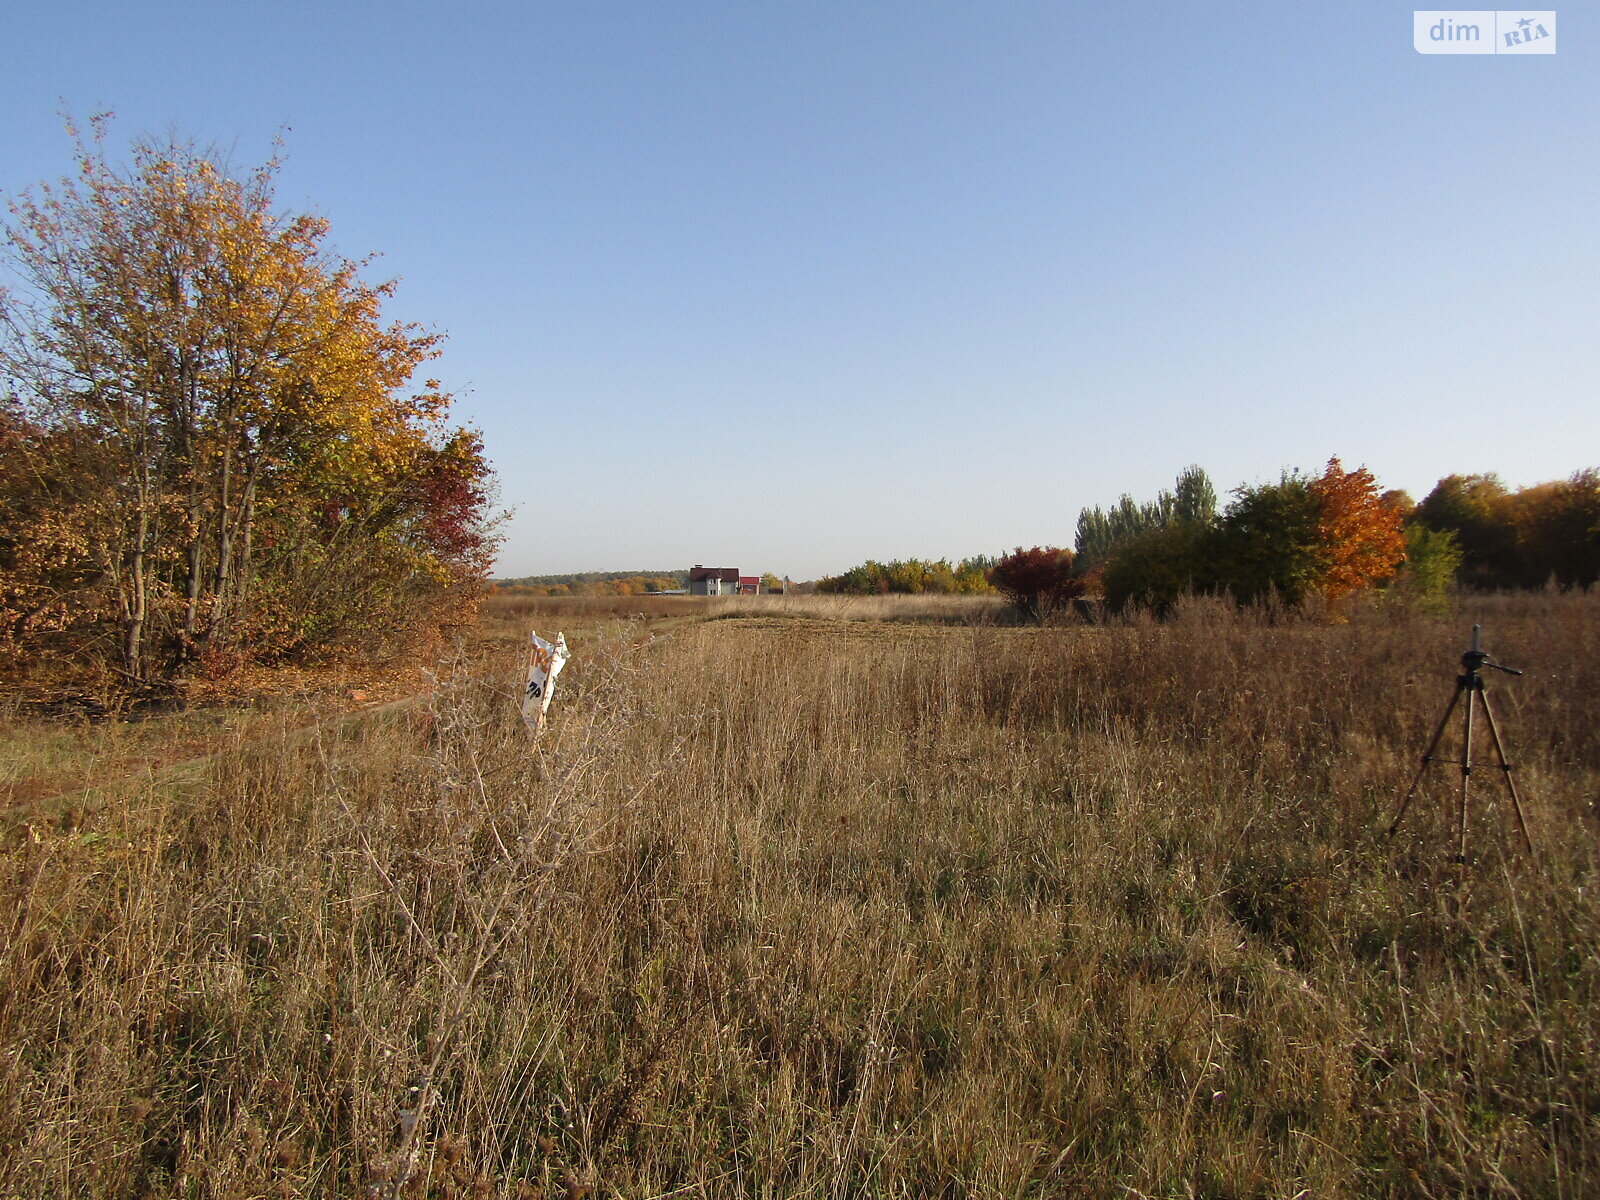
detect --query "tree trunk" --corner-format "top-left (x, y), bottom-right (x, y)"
top-left (179, 349), bottom-right (203, 657)
top-left (183, 537), bottom-right (203, 655)
top-left (125, 517), bottom-right (148, 681)
top-left (232, 464), bottom-right (259, 631)
top-left (208, 442), bottom-right (235, 645)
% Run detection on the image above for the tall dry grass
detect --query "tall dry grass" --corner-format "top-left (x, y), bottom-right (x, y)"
top-left (2, 591), bottom-right (1597, 1197)
top-left (482, 591), bottom-right (1009, 627)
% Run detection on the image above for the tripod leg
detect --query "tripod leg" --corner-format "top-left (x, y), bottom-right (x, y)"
top-left (1478, 690), bottom-right (1534, 853)
top-left (1458, 685), bottom-right (1478, 862)
top-left (1388, 682), bottom-right (1463, 838)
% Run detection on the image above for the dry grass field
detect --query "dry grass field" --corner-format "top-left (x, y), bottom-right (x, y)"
top-left (2, 590), bottom-right (1598, 1198)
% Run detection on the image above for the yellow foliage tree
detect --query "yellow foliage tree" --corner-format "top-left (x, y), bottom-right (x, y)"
top-left (0, 117), bottom-right (494, 683)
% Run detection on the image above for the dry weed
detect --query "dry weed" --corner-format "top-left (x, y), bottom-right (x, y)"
top-left (1, 591), bottom-right (1597, 1197)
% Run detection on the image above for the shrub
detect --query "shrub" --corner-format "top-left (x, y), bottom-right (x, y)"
top-left (1389, 525), bottom-right (1462, 612)
top-left (986, 546), bottom-right (1084, 621)
top-left (1101, 523), bottom-right (1218, 615)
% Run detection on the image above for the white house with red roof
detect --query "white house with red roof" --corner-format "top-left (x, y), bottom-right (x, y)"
top-left (688, 565), bottom-right (761, 595)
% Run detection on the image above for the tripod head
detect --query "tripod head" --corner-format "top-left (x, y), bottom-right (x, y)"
top-left (1460, 623), bottom-right (1522, 683)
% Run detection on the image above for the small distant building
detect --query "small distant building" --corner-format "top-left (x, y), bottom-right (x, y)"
top-left (688, 565), bottom-right (741, 595)
top-left (688, 566), bottom-right (769, 595)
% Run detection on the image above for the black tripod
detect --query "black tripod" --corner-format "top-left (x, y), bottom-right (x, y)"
top-left (1388, 624), bottom-right (1533, 858)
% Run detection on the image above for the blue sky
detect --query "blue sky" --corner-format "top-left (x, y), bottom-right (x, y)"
top-left (3, 3), bottom-right (1593, 580)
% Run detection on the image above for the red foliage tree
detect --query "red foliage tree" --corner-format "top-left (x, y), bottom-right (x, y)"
top-left (987, 546), bottom-right (1085, 621)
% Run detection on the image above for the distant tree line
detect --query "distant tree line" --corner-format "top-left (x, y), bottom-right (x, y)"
top-left (1067, 462), bottom-right (1597, 616)
top-left (817, 557), bottom-right (996, 596)
top-left (497, 569), bottom-right (689, 589)
top-left (500, 570), bottom-right (794, 597)
top-left (1407, 472), bottom-right (1600, 590)
top-left (499, 574), bottom-right (684, 597)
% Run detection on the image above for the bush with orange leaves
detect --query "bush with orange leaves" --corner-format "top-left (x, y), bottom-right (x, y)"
top-left (1310, 458), bottom-right (1407, 601)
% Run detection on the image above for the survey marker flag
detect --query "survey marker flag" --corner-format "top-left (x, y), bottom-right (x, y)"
top-left (522, 630), bottom-right (569, 732)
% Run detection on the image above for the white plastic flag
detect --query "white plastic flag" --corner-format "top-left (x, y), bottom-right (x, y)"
top-left (522, 629), bottom-right (569, 733)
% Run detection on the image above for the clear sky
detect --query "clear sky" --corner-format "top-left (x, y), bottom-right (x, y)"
top-left (3, 3), bottom-right (1593, 580)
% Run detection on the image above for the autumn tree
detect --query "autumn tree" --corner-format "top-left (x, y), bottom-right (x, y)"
top-left (1380, 489), bottom-right (1416, 521)
top-left (1407, 469), bottom-right (1599, 589)
top-left (1308, 458), bottom-right (1406, 600)
top-left (987, 546), bottom-right (1084, 621)
top-left (1412, 474), bottom-right (1516, 588)
top-left (0, 118), bottom-right (496, 683)
top-left (1506, 470), bottom-right (1600, 588)
top-left (1205, 460), bottom-right (1403, 607)
top-left (0, 400), bottom-right (122, 668)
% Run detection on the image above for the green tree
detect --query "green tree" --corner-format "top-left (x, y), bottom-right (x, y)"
top-left (1172, 464), bottom-right (1219, 525)
top-left (1213, 473), bottom-right (1324, 606)
top-left (1413, 474), bottom-right (1516, 588)
top-left (818, 558), bottom-right (995, 596)
top-left (1390, 525), bottom-right (1462, 612)
top-left (1101, 522), bottom-right (1218, 614)
top-left (1074, 465), bottom-right (1217, 573)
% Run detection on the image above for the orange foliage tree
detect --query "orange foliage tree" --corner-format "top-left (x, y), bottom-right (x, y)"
top-left (1309, 458), bottom-right (1406, 600)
